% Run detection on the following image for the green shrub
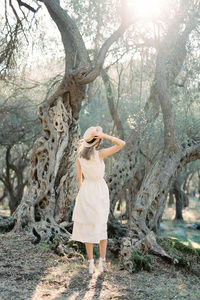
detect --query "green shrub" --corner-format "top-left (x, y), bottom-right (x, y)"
top-left (131, 250), bottom-right (152, 272)
top-left (164, 237), bottom-right (200, 261)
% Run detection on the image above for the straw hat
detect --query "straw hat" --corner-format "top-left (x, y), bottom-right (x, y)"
top-left (83, 126), bottom-right (103, 147)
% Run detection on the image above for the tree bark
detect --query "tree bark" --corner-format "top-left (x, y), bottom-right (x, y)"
top-left (107, 128), bottom-right (139, 216)
top-left (173, 181), bottom-right (184, 221)
top-left (168, 191), bottom-right (174, 206)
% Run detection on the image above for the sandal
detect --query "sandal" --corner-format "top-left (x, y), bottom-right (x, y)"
top-left (88, 258), bottom-right (95, 274)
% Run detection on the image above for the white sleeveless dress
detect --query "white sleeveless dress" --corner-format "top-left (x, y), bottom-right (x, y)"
top-left (70, 149), bottom-right (110, 244)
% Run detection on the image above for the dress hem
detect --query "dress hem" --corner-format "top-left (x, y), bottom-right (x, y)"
top-left (69, 237), bottom-right (107, 244)
top-left (70, 221), bottom-right (108, 244)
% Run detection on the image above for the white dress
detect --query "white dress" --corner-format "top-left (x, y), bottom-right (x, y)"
top-left (70, 149), bottom-right (110, 244)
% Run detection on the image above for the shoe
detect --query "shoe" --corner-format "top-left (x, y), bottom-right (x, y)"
top-left (88, 259), bottom-right (95, 274)
top-left (98, 257), bottom-right (109, 273)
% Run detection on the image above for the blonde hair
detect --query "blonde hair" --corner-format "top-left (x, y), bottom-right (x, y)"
top-left (78, 139), bottom-right (102, 160)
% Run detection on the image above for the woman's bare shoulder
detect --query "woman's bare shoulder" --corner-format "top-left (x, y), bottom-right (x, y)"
top-left (96, 149), bottom-right (104, 162)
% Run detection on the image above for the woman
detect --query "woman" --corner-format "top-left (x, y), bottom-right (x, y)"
top-left (70, 126), bottom-right (125, 274)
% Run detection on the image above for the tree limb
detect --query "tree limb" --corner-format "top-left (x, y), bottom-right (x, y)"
top-left (181, 137), bottom-right (200, 164)
top-left (16, 0), bottom-right (41, 13)
top-left (101, 69), bottom-right (124, 139)
top-left (42, 0), bottom-right (90, 71)
top-left (77, 23), bottom-right (130, 84)
top-left (145, 6), bottom-right (199, 120)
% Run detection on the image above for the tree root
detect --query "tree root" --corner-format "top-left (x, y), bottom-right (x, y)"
top-left (136, 231), bottom-right (172, 260)
top-left (12, 216), bottom-right (71, 245)
top-left (120, 231), bottom-right (172, 272)
top-left (0, 215), bottom-right (14, 233)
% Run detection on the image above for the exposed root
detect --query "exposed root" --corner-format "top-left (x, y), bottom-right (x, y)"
top-left (136, 231), bottom-right (172, 260)
top-left (120, 231), bottom-right (172, 273)
top-left (0, 215), bottom-right (14, 233)
top-left (12, 216), bottom-right (70, 245)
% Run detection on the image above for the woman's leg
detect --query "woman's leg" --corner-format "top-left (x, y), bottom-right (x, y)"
top-left (85, 242), bottom-right (93, 260)
top-left (85, 242), bottom-right (95, 274)
top-left (99, 239), bottom-right (107, 259)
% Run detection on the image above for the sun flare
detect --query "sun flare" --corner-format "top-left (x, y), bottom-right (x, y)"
top-left (127, 0), bottom-right (165, 19)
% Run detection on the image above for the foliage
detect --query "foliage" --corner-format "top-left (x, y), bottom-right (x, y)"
top-left (163, 237), bottom-right (200, 267)
top-left (131, 249), bottom-right (152, 272)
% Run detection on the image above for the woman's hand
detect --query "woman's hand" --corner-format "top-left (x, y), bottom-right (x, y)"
top-left (98, 133), bottom-right (126, 159)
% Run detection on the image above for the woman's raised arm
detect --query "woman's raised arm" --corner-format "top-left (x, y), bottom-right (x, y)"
top-left (96, 133), bottom-right (126, 160)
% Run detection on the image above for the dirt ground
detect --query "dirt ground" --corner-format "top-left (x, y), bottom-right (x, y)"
top-left (1, 197), bottom-right (200, 300)
top-left (0, 230), bottom-right (200, 300)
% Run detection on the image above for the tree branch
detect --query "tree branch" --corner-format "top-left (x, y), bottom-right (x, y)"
top-left (77, 23), bottom-right (129, 84)
top-left (145, 8), bottom-right (199, 152)
top-left (16, 0), bottom-right (41, 13)
top-left (101, 69), bottom-right (124, 139)
top-left (42, 0), bottom-right (133, 84)
top-left (0, 175), bottom-right (7, 187)
top-left (181, 137), bottom-right (200, 164)
top-left (145, 7), bottom-right (199, 120)
top-left (42, 0), bottom-right (90, 71)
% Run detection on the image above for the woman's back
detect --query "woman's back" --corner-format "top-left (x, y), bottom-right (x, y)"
top-left (78, 149), bottom-right (105, 182)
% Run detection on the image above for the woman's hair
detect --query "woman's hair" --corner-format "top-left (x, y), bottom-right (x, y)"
top-left (78, 139), bottom-right (102, 160)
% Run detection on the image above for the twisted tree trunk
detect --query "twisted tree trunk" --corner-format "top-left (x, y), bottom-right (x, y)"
top-left (11, 0), bottom-right (132, 242)
top-left (120, 138), bottom-right (200, 272)
top-left (12, 97), bottom-right (81, 241)
top-left (119, 3), bottom-right (200, 271)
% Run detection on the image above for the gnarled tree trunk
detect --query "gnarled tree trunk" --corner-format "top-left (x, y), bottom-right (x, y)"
top-left (11, 0), bottom-right (131, 242)
top-left (12, 97), bottom-right (82, 241)
top-left (120, 138), bottom-right (200, 271)
top-left (119, 3), bottom-right (200, 271)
